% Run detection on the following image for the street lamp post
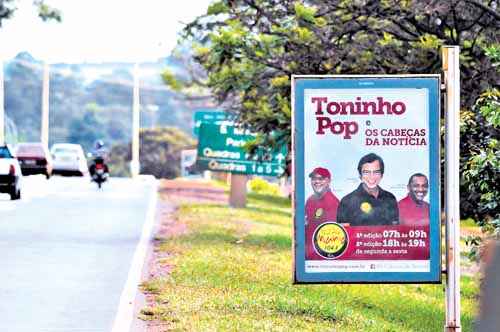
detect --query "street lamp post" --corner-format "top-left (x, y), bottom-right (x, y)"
top-left (146, 104), bottom-right (159, 129)
top-left (0, 59), bottom-right (4, 146)
top-left (130, 63), bottom-right (140, 177)
top-left (41, 62), bottom-right (50, 149)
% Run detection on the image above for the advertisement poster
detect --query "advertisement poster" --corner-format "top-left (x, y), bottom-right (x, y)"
top-left (292, 76), bottom-right (441, 283)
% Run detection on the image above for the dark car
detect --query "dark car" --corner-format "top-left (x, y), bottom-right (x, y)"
top-left (16, 142), bottom-right (53, 179)
top-left (0, 145), bottom-right (22, 200)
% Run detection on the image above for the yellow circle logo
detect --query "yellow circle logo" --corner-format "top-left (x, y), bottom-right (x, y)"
top-left (313, 223), bottom-right (348, 259)
top-left (314, 208), bottom-right (324, 219)
top-left (360, 202), bottom-right (372, 214)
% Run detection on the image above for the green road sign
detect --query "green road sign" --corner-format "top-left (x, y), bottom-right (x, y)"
top-left (196, 123), bottom-right (286, 176)
top-left (193, 110), bottom-right (231, 136)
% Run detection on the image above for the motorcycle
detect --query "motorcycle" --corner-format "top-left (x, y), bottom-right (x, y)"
top-left (90, 156), bottom-right (109, 189)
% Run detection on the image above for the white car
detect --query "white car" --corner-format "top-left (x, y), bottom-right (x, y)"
top-left (50, 143), bottom-right (88, 176)
top-left (0, 145), bottom-right (22, 200)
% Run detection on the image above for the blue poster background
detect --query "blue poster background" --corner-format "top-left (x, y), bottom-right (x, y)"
top-left (293, 76), bottom-right (441, 283)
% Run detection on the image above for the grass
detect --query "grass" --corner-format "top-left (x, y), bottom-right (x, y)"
top-left (140, 186), bottom-right (479, 331)
top-left (461, 218), bottom-right (478, 228)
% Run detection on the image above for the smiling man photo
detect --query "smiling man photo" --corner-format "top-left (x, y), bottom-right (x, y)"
top-left (336, 153), bottom-right (399, 226)
top-left (398, 173), bottom-right (430, 226)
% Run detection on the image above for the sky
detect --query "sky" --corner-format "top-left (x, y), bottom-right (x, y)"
top-left (0, 0), bottom-right (213, 63)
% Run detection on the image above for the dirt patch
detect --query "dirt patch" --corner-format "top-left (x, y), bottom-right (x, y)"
top-left (158, 178), bottom-right (228, 205)
top-left (141, 179), bottom-right (228, 331)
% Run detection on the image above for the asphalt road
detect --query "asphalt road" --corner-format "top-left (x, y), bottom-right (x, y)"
top-left (0, 175), bottom-right (157, 332)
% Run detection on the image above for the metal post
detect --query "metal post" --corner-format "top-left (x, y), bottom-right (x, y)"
top-left (0, 59), bottom-right (4, 146)
top-left (41, 62), bottom-right (50, 149)
top-left (41, 62), bottom-right (50, 147)
top-left (130, 63), bottom-right (140, 177)
top-left (442, 46), bottom-right (461, 332)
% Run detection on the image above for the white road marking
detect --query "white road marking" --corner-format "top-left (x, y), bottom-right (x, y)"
top-left (111, 178), bottom-right (158, 332)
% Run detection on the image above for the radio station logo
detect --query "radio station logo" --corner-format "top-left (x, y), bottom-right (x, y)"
top-left (313, 222), bottom-right (349, 259)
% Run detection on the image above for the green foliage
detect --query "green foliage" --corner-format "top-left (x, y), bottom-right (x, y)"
top-left (378, 32), bottom-right (401, 47)
top-left (247, 177), bottom-right (280, 196)
top-left (68, 107), bottom-right (104, 152)
top-left (461, 45), bottom-right (500, 255)
top-left (34, 0), bottom-right (62, 22)
top-left (484, 44), bottom-right (500, 64)
top-left (294, 3), bottom-right (317, 23)
top-left (479, 96), bottom-right (500, 127)
top-left (416, 34), bottom-right (443, 50)
top-left (64, 102), bottom-right (130, 154)
top-left (0, 0), bottom-right (15, 27)
top-left (462, 89), bottom-right (500, 234)
top-left (108, 127), bottom-right (196, 178)
top-left (161, 69), bottom-right (183, 92)
top-left (291, 26), bottom-right (314, 43)
top-left (207, 0), bottom-right (229, 15)
top-left (4, 57), bottom-right (43, 141)
top-left (108, 143), bottom-right (131, 177)
top-left (0, 0), bottom-right (62, 27)
top-left (0, 0), bottom-right (61, 27)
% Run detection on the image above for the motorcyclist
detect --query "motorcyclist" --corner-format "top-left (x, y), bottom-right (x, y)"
top-left (92, 140), bottom-right (108, 158)
top-left (89, 140), bottom-right (109, 177)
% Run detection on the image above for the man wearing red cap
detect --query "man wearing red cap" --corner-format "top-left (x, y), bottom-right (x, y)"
top-left (305, 167), bottom-right (340, 260)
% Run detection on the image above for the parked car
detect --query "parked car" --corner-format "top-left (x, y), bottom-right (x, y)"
top-left (0, 145), bottom-right (22, 200)
top-left (16, 142), bottom-right (53, 179)
top-left (50, 143), bottom-right (88, 176)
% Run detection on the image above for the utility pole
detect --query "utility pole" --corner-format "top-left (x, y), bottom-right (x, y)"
top-left (130, 63), bottom-right (140, 177)
top-left (41, 62), bottom-right (50, 149)
top-left (442, 45), bottom-right (461, 332)
top-left (0, 59), bottom-right (4, 146)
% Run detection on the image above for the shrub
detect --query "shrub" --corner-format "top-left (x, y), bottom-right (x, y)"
top-left (248, 177), bottom-right (280, 195)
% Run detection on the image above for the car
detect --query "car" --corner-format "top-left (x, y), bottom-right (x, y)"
top-left (16, 142), bottom-right (53, 179)
top-left (50, 143), bottom-right (88, 176)
top-left (0, 145), bottom-right (22, 200)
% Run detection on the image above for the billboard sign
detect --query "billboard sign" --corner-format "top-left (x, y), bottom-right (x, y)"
top-left (193, 110), bottom-right (231, 136)
top-left (292, 75), bottom-right (441, 283)
top-left (196, 123), bottom-right (286, 176)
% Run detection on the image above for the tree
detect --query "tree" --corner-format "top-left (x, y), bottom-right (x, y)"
top-left (462, 45), bottom-right (500, 255)
top-left (178, 0), bottom-right (499, 230)
top-left (4, 54), bottom-right (44, 141)
top-left (49, 65), bottom-right (87, 143)
top-left (183, 0), bottom-right (498, 133)
top-left (108, 127), bottom-right (196, 178)
top-left (0, 0), bottom-right (61, 27)
top-left (160, 43), bottom-right (213, 101)
top-left (67, 105), bottom-right (104, 152)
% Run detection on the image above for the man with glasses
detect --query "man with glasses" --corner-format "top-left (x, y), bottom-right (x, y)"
top-left (337, 153), bottom-right (399, 226)
top-left (398, 173), bottom-right (430, 226)
top-left (305, 167), bottom-right (340, 259)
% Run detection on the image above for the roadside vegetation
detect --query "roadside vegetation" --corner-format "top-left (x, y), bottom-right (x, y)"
top-left (140, 181), bottom-right (478, 331)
